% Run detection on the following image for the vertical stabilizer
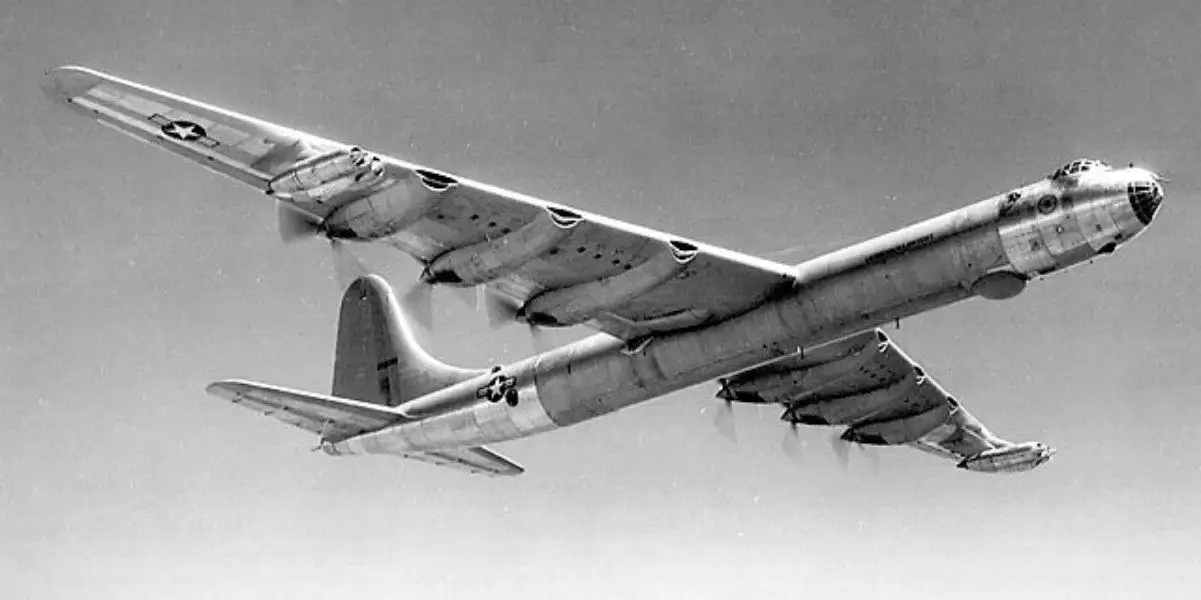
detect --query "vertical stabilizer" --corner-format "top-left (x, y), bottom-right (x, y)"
top-left (332, 275), bottom-right (481, 406)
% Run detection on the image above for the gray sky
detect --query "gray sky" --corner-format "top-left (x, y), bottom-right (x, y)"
top-left (4, 0), bottom-right (1200, 598)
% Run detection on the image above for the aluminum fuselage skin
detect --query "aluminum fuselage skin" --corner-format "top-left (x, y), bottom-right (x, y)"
top-left (330, 165), bottom-right (1160, 457)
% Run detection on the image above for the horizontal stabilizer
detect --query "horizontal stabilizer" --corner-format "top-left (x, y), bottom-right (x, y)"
top-left (206, 379), bottom-right (523, 476)
top-left (206, 379), bottom-right (405, 442)
top-left (406, 446), bottom-right (524, 477)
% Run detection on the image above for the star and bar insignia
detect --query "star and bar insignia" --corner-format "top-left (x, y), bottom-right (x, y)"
top-left (149, 114), bottom-right (219, 147)
top-left (476, 374), bottom-right (519, 406)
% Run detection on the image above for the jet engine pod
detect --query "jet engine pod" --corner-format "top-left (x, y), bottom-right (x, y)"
top-left (956, 442), bottom-right (1055, 473)
top-left (970, 270), bottom-right (1027, 300)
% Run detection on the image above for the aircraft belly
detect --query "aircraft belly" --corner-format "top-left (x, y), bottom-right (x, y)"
top-left (533, 336), bottom-right (638, 425)
top-left (469, 402), bottom-right (518, 440)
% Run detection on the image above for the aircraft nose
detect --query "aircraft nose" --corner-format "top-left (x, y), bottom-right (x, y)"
top-left (1127, 171), bottom-right (1165, 226)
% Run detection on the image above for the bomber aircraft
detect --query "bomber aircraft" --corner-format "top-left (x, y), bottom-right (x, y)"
top-left (45, 66), bottom-right (1165, 476)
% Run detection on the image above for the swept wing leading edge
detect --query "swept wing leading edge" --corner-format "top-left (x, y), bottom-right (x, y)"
top-left (44, 66), bottom-right (796, 341)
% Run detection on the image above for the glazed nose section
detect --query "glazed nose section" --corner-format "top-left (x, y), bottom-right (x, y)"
top-left (1127, 173), bottom-right (1164, 225)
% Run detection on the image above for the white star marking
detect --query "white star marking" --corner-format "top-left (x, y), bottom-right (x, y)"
top-left (486, 378), bottom-right (507, 399)
top-left (167, 122), bottom-right (199, 140)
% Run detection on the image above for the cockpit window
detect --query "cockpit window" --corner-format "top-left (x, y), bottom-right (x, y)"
top-left (1128, 180), bottom-right (1164, 225)
top-left (1051, 159), bottom-right (1112, 180)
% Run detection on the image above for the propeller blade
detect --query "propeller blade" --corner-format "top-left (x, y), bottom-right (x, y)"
top-left (401, 281), bottom-right (435, 331)
top-left (481, 288), bottom-right (559, 348)
top-left (329, 240), bottom-right (369, 289)
top-left (857, 443), bottom-right (882, 476)
top-left (713, 399), bottom-right (737, 444)
top-left (446, 285), bottom-right (477, 310)
top-left (277, 201), bottom-right (323, 243)
top-left (482, 288), bottom-right (521, 328)
top-left (829, 432), bottom-right (851, 470)
top-left (781, 423), bottom-right (804, 464)
top-left (528, 323), bottom-right (554, 353)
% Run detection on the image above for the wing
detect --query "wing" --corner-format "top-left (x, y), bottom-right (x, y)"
top-left (46, 66), bottom-right (797, 341)
top-left (717, 329), bottom-right (1054, 473)
top-left (383, 185), bottom-right (798, 340)
top-left (43, 66), bottom-right (379, 222)
top-left (205, 379), bottom-right (403, 442)
top-left (206, 380), bottom-right (523, 477)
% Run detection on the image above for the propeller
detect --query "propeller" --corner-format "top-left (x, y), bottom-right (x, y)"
top-left (276, 201), bottom-right (323, 243)
top-left (448, 285), bottom-right (477, 310)
top-left (829, 432), bottom-right (852, 470)
top-left (329, 239), bottom-right (369, 289)
top-left (400, 277), bottom-right (435, 331)
top-left (826, 430), bottom-right (883, 474)
top-left (780, 421), bottom-right (804, 464)
top-left (712, 396), bottom-right (738, 444)
top-left (397, 269), bottom-right (485, 332)
top-left (482, 288), bottom-right (520, 328)
top-left (858, 442), bottom-right (882, 476)
top-left (481, 288), bottom-right (554, 350)
top-left (273, 200), bottom-right (551, 342)
top-left (275, 201), bottom-right (371, 289)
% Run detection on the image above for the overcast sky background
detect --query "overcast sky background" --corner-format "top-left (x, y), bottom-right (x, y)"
top-left (4, 1), bottom-right (1200, 598)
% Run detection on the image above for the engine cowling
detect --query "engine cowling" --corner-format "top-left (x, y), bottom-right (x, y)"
top-left (268, 146), bottom-right (385, 201)
top-left (840, 401), bottom-right (952, 445)
top-left (520, 239), bottom-right (697, 327)
top-left (716, 329), bottom-right (889, 404)
top-left (421, 206), bottom-right (583, 286)
top-left (322, 168), bottom-right (462, 241)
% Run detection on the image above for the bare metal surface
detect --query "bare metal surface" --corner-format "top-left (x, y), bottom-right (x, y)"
top-left (423, 208), bottom-right (578, 286)
top-left (47, 66), bottom-right (1162, 474)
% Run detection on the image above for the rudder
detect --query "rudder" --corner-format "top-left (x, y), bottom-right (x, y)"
top-left (332, 275), bottom-right (481, 406)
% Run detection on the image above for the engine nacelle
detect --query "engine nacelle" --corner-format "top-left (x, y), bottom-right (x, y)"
top-left (956, 441), bottom-right (1055, 473)
top-left (840, 401), bottom-right (952, 445)
top-left (715, 329), bottom-right (888, 404)
top-left (520, 239), bottom-right (696, 327)
top-left (422, 206), bottom-right (583, 286)
top-left (268, 146), bottom-right (384, 200)
top-left (789, 374), bottom-right (919, 426)
top-left (323, 168), bottom-right (462, 241)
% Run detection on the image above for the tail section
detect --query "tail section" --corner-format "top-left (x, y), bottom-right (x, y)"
top-left (332, 275), bottom-right (481, 406)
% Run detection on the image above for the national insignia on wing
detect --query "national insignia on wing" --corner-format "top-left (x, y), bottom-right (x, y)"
top-left (150, 114), bottom-right (219, 147)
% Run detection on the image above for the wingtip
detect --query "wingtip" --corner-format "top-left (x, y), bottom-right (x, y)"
top-left (499, 465), bottom-right (526, 476)
top-left (42, 65), bottom-right (105, 101)
top-left (204, 379), bottom-right (252, 398)
top-left (204, 381), bottom-right (232, 398)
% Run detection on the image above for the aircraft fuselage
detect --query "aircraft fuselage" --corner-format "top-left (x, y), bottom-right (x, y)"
top-left (326, 161), bottom-right (1162, 457)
